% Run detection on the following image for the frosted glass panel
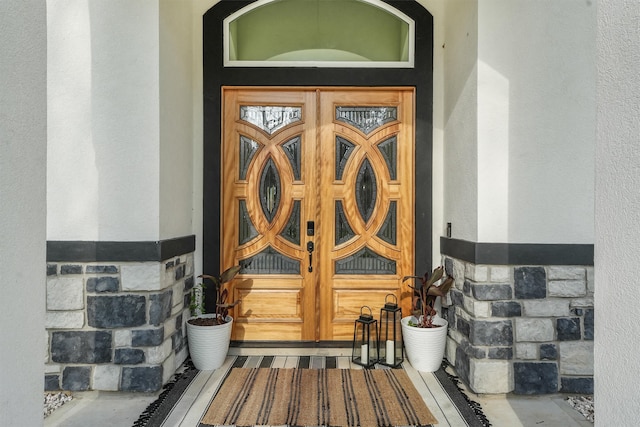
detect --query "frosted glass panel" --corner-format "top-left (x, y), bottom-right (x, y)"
top-left (240, 246), bottom-right (301, 274)
top-left (335, 247), bottom-right (396, 275)
top-left (240, 106), bottom-right (302, 135)
top-left (260, 158), bottom-right (281, 223)
top-left (355, 158), bottom-right (377, 223)
top-left (225, 0), bottom-right (414, 67)
top-left (281, 200), bottom-right (301, 245)
top-left (239, 200), bottom-right (259, 245)
top-left (336, 106), bottom-right (397, 135)
top-left (335, 136), bottom-right (355, 181)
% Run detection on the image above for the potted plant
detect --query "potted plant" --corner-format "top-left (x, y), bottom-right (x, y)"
top-left (400, 266), bottom-right (454, 372)
top-left (186, 265), bottom-right (241, 370)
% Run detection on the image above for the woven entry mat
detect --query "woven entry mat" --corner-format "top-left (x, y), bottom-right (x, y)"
top-left (200, 367), bottom-right (437, 427)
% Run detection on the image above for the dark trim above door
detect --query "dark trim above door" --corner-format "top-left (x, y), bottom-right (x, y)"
top-left (203, 1), bottom-right (434, 288)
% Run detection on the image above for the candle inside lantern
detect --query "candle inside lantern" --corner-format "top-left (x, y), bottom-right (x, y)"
top-left (361, 344), bottom-right (369, 365)
top-left (386, 340), bottom-right (394, 364)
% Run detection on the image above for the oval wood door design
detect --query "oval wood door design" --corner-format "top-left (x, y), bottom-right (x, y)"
top-left (221, 88), bottom-right (414, 341)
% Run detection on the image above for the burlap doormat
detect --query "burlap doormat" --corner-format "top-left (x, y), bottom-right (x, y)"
top-left (200, 367), bottom-right (437, 427)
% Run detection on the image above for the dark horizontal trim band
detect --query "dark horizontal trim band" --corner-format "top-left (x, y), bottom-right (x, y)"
top-left (47, 235), bottom-right (196, 262)
top-left (440, 237), bottom-right (594, 266)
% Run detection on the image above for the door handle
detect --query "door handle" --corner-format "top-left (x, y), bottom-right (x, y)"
top-left (307, 241), bottom-right (314, 272)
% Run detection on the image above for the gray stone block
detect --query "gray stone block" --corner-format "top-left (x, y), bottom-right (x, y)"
top-left (523, 300), bottom-right (570, 317)
top-left (62, 366), bottom-right (91, 391)
top-left (132, 327), bottom-right (164, 347)
top-left (51, 331), bottom-right (112, 363)
top-left (47, 264), bottom-right (57, 276)
top-left (516, 343), bottom-right (538, 359)
top-left (514, 267), bottom-right (546, 299)
top-left (557, 317), bottom-right (581, 341)
top-left (560, 377), bottom-right (593, 394)
top-left (175, 264), bottom-right (186, 280)
top-left (444, 258), bottom-right (453, 276)
top-left (93, 365), bottom-right (120, 391)
top-left (514, 362), bottom-right (558, 394)
top-left (172, 329), bottom-right (184, 351)
top-left (175, 314), bottom-right (183, 331)
top-left (492, 301), bottom-right (522, 317)
top-left (114, 348), bottom-right (145, 365)
top-left (560, 342), bottom-right (594, 375)
top-left (460, 339), bottom-right (486, 359)
top-left (463, 280), bottom-right (471, 296)
top-left (86, 265), bottom-right (118, 274)
top-left (45, 375), bottom-right (60, 391)
top-left (515, 318), bottom-right (554, 342)
top-left (548, 266), bottom-right (585, 280)
top-left (456, 317), bottom-right (470, 338)
top-left (584, 309), bottom-right (594, 340)
top-left (86, 277), bottom-right (119, 293)
top-left (87, 295), bottom-right (146, 328)
top-left (469, 359), bottom-right (514, 394)
top-left (450, 289), bottom-right (464, 307)
top-left (150, 291), bottom-right (173, 326)
top-left (184, 275), bottom-right (194, 291)
top-left (549, 280), bottom-right (586, 297)
top-left (488, 347), bottom-right (513, 359)
top-left (540, 343), bottom-right (558, 360)
top-left (61, 264), bottom-right (82, 275)
top-left (455, 346), bottom-right (470, 386)
top-left (120, 366), bottom-right (163, 392)
top-left (471, 283), bottom-right (512, 301)
top-left (47, 277), bottom-right (84, 310)
top-left (470, 319), bottom-right (513, 346)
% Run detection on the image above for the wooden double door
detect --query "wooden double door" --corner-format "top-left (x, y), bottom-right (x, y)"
top-left (221, 87), bottom-right (414, 341)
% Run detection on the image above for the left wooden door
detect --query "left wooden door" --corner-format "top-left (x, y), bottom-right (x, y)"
top-left (221, 89), bottom-right (319, 341)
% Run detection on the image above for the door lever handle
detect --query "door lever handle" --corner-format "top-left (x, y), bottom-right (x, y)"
top-left (307, 241), bottom-right (314, 272)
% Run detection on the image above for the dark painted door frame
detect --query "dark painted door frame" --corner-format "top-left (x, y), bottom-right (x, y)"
top-left (203, 0), bottom-right (434, 310)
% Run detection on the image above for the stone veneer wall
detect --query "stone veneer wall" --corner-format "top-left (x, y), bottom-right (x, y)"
top-left (441, 256), bottom-right (594, 395)
top-left (44, 254), bottom-right (194, 392)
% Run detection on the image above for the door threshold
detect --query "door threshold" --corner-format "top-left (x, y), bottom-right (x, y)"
top-left (230, 340), bottom-right (352, 348)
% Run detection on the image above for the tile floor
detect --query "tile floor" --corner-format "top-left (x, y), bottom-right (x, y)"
top-left (44, 348), bottom-right (593, 427)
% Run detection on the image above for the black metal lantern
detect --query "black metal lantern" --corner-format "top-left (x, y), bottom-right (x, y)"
top-left (378, 294), bottom-right (404, 368)
top-left (352, 306), bottom-right (378, 368)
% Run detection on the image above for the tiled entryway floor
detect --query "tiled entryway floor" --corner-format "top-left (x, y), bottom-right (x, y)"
top-left (44, 348), bottom-right (593, 427)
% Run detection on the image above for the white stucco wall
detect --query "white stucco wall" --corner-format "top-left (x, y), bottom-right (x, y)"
top-left (47, 0), bottom-right (161, 241)
top-left (442, 0), bottom-right (479, 242)
top-left (443, 0), bottom-right (596, 245)
top-left (478, 0), bottom-right (596, 244)
top-left (595, 0), bottom-right (640, 423)
top-left (160, 0), bottom-right (194, 239)
top-left (0, 1), bottom-right (47, 425)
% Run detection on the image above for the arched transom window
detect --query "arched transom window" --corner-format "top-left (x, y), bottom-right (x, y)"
top-left (224, 0), bottom-right (414, 68)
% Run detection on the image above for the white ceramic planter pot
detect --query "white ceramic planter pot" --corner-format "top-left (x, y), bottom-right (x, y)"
top-left (186, 314), bottom-right (233, 370)
top-left (401, 315), bottom-right (448, 372)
